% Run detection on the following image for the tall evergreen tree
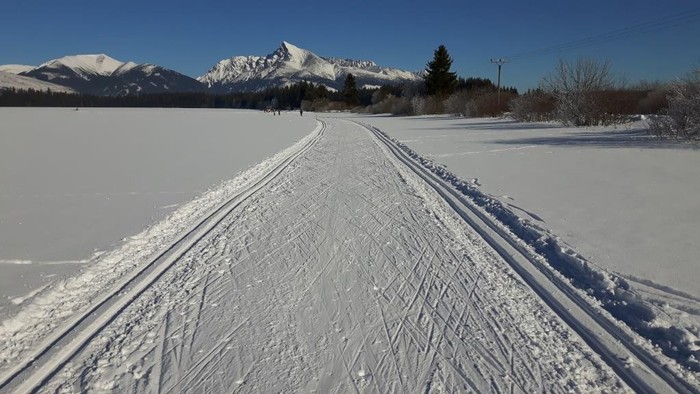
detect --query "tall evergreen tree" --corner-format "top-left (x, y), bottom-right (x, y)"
top-left (342, 73), bottom-right (359, 106)
top-left (424, 45), bottom-right (457, 97)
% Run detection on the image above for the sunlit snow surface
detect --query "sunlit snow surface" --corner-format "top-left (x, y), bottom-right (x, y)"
top-left (0, 117), bottom-right (630, 393)
top-left (0, 111), bottom-right (698, 391)
top-left (349, 114), bottom-right (700, 299)
top-left (0, 108), bottom-right (315, 308)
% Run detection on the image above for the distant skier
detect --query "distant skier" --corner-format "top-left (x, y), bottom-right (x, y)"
top-left (300, 108), bottom-right (303, 116)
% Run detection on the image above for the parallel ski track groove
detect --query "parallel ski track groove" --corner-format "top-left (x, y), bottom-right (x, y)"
top-left (356, 119), bottom-right (696, 394)
top-left (0, 121), bottom-right (327, 394)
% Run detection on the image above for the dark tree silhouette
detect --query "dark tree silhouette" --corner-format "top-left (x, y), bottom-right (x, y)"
top-left (424, 45), bottom-right (457, 98)
top-left (342, 73), bottom-right (359, 106)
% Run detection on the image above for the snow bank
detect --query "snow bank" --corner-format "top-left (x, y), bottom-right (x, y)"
top-left (367, 122), bottom-right (700, 375)
top-left (364, 117), bottom-right (700, 298)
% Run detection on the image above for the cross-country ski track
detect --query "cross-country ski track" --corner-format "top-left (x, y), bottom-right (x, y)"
top-left (0, 117), bottom-right (694, 393)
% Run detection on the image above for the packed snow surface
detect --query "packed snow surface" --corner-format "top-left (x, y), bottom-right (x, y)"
top-left (349, 115), bottom-right (700, 299)
top-left (0, 108), bottom-right (315, 310)
top-left (1, 112), bottom-right (698, 391)
top-left (0, 118), bottom-right (628, 392)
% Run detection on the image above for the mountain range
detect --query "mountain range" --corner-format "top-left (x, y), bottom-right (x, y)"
top-left (0, 42), bottom-right (420, 96)
top-left (12, 54), bottom-right (203, 96)
top-left (198, 41), bottom-right (420, 93)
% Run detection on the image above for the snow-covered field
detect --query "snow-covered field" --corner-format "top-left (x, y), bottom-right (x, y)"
top-left (0, 108), bottom-right (315, 311)
top-left (350, 114), bottom-right (700, 300)
top-left (0, 110), bottom-right (698, 391)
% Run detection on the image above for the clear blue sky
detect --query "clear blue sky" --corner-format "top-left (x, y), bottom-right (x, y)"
top-left (2, 0), bottom-right (699, 91)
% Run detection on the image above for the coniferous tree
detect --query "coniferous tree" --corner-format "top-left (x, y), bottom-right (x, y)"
top-left (424, 45), bottom-right (457, 98)
top-left (342, 73), bottom-right (359, 106)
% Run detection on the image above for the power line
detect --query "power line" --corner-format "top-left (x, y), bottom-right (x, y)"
top-left (508, 8), bottom-right (700, 60)
top-left (506, 7), bottom-right (700, 61)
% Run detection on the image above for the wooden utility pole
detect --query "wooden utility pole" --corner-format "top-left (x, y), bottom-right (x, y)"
top-left (490, 58), bottom-right (509, 112)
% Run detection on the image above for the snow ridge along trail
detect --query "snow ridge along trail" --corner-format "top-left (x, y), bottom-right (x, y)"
top-left (361, 121), bottom-right (696, 394)
top-left (3, 118), bottom-right (632, 392)
top-left (0, 122), bottom-right (326, 393)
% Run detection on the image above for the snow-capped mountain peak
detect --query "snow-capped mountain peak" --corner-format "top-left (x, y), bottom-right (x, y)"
top-left (199, 41), bottom-right (419, 93)
top-left (38, 54), bottom-right (126, 77)
top-left (277, 41), bottom-right (315, 65)
top-left (2, 43), bottom-right (418, 95)
top-left (279, 41), bottom-right (303, 57)
top-left (12, 54), bottom-right (204, 96)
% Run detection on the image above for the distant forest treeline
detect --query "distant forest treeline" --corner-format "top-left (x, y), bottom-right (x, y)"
top-left (0, 81), bottom-right (331, 109)
top-left (0, 77), bottom-right (513, 110)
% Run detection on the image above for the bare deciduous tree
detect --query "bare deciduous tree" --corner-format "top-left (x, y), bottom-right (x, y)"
top-left (648, 68), bottom-right (700, 140)
top-left (542, 57), bottom-right (616, 126)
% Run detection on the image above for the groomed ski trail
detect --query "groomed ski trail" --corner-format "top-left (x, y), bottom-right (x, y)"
top-left (361, 120), bottom-right (696, 394)
top-left (3, 118), bottom-right (631, 393)
top-left (0, 121), bottom-right (326, 392)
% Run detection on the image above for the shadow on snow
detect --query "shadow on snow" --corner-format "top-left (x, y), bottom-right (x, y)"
top-left (488, 129), bottom-right (700, 150)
